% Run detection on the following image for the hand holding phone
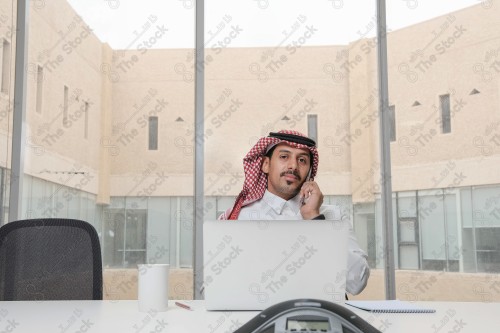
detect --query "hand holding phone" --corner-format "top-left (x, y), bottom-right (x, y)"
top-left (299, 180), bottom-right (324, 220)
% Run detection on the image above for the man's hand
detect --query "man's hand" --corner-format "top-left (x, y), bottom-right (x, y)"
top-left (299, 181), bottom-right (324, 220)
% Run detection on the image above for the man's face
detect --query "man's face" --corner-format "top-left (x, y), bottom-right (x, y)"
top-left (261, 143), bottom-right (312, 200)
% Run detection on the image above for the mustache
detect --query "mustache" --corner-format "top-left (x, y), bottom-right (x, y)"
top-left (280, 170), bottom-right (301, 181)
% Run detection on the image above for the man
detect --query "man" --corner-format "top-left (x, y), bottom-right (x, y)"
top-left (219, 130), bottom-right (370, 295)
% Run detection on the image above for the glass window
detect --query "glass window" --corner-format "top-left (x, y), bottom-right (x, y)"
top-left (396, 192), bottom-right (419, 269)
top-left (63, 85), bottom-right (69, 127)
top-left (1, 39), bottom-right (10, 94)
top-left (389, 105), bottom-right (396, 142)
top-left (102, 198), bottom-right (147, 268)
top-left (307, 114), bottom-right (318, 144)
top-left (475, 228), bottom-right (500, 273)
top-left (148, 116), bottom-right (158, 150)
top-left (205, 0), bottom-right (384, 299)
top-left (83, 101), bottom-right (89, 139)
top-left (439, 94), bottom-right (451, 133)
top-left (5, 0), bottom-right (499, 303)
top-left (386, 0), bottom-right (500, 300)
top-left (36, 65), bottom-right (43, 114)
top-left (17, 0), bottom-right (195, 295)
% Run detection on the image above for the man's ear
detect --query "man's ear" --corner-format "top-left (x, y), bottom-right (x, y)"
top-left (261, 156), bottom-right (270, 174)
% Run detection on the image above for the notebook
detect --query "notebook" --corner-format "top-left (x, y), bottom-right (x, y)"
top-left (346, 300), bottom-right (436, 313)
top-left (203, 219), bottom-right (350, 310)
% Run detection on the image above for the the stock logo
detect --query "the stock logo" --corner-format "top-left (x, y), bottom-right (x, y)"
top-left (137, 99), bottom-right (168, 128)
top-left (434, 25), bottom-right (466, 55)
top-left (286, 98), bottom-right (318, 127)
top-left (0, 319), bottom-right (20, 333)
top-left (132, 309), bottom-right (168, 333)
top-left (62, 25), bottom-right (93, 55)
top-left (285, 245), bottom-right (318, 275)
top-left (253, 236), bottom-right (320, 296)
top-left (211, 246), bottom-right (243, 275)
top-left (137, 246), bottom-right (169, 276)
top-left (136, 172), bottom-right (169, 197)
top-left (211, 26), bottom-right (243, 55)
top-left (210, 99), bottom-right (243, 128)
top-left (137, 25), bottom-right (168, 54)
top-left (72, 320), bottom-right (94, 333)
top-left (285, 25), bottom-right (318, 55)
top-left (263, 244), bottom-right (318, 294)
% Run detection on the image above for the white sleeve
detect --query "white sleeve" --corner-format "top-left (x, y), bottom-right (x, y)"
top-left (321, 205), bottom-right (370, 295)
top-left (345, 227), bottom-right (370, 295)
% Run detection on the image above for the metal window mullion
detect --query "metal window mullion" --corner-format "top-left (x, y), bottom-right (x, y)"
top-left (454, 189), bottom-right (464, 272)
top-left (395, 192), bottom-right (400, 269)
top-left (193, 0), bottom-right (205, 300)
top-left (415, 191), bottom-right (421, 269)
top-left (470, 187), bottom-right (478, 272)
top-left (123, 205), bottom-right (127, 266)
top-left (176, 197), bottom-right (181, 267)
top-left (376, 0), bottom-right (396, 300)
top-left (9, 0), bottom-right (30, 222)
top-left (442, 190), bottom-right (450, 271)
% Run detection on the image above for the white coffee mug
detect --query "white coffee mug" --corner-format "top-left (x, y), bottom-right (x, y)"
top-left (137, 264), bottom-right (170, 312)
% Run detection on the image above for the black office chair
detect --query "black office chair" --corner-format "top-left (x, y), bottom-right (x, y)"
top-left (0, 218), bottom-right (103, 301)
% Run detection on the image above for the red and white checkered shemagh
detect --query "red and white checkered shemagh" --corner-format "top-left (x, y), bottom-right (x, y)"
top-left (223, 130), bottom-right (319, 220)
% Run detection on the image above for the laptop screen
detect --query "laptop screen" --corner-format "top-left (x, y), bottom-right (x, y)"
top-left (203, 219), bottom-right (350, 310)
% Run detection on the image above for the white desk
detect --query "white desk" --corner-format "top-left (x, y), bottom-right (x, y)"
top-left (1, 300), bottom-right (499, 332)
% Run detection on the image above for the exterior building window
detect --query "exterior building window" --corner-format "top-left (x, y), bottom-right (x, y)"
top-left (63, 85), bottom-right (69, 126)
top-left (103, 207), bottom-right (147, 268)
top-left (1, 39), bottom-right (10, 94)
top-left (396, 192), bottom-right (420, 269)
top-left (148, 116), bottom-right (158, 150)
top-left (84, 101), bottom-right (89, 139)
top-left (440, 94), bottom-right (451, 133)
top-left (36, 65), bottom-right (43, 114)
top-left (389, 105), bottom-right (396, 142)
top-left (307, 114), bottom-right (318, 144)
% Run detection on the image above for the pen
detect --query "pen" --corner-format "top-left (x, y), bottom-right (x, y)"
top-left (175, 301), bottom-right (193, 311)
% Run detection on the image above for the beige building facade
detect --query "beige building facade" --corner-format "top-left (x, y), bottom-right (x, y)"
top-left (1, 0), bottom-right (500, 299)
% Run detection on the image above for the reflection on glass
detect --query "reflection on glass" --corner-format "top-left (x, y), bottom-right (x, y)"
top-left (386, 0), bottom-right (500, 300)
top-left (2, 0), bottom-right (498, 302)
top-left (203, 0), bottom-right (382, 299)
top-left (16, 0), bottom-right (195, 299)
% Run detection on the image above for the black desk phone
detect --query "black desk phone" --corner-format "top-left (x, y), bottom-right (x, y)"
top-left (234, 299), bottom-right (381, 333)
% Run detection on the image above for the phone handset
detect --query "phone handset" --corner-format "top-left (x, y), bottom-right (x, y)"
top-left (301, 168), bottom-right (313, 205)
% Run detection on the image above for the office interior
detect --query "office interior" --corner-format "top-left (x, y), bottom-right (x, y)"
top-left (1, 0), bottom-right (500, 304)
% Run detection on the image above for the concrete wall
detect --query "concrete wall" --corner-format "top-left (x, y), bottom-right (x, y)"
top-left (102, 268), bottom-right (500, 302)
top-left (386, 3), bottom-right (500, 194)
top-left (105, 2), bottom-right (500, 200)
top-left (1, 0), bottom-right (499, 201)
top-left (22, 0), bottom-right (105, 196)
top-left (350, 269), bottom-right (500, 302)
top-left (103, 268), bottom-right (193, 300)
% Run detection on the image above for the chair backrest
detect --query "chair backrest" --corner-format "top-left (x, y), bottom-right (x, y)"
top-left (0, 218), bottom-right (102, 301)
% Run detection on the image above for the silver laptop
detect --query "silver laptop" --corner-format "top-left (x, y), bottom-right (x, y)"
top-left (203, 219), bottom-right (350, 310)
